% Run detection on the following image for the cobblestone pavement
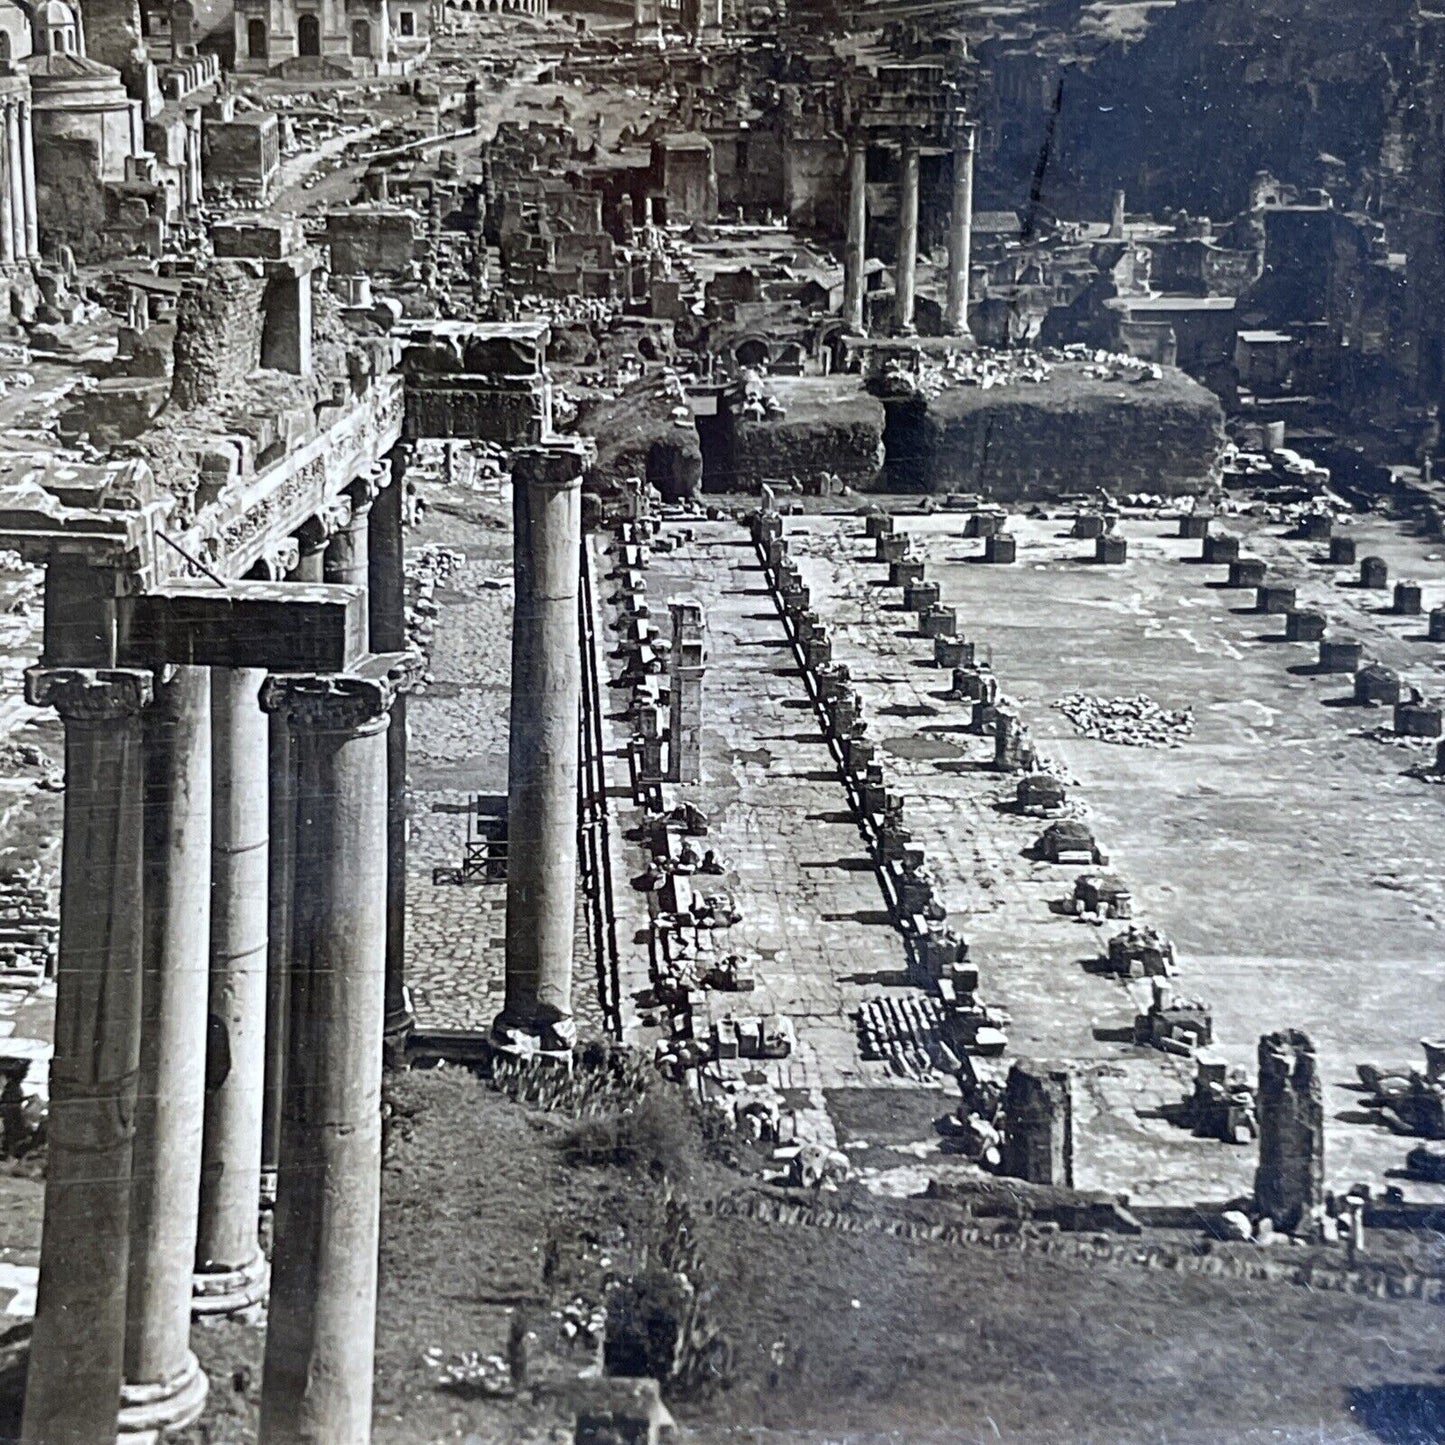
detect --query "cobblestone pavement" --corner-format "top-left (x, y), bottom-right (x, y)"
top-left (595, 521), bottom-right (955, 1160)
top-left (790, 508), bottom-right (1445, 1204)
top-left (405, 481), bottom-right (603, 1038)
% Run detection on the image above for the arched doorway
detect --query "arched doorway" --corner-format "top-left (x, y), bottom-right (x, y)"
top-left (247, 16), bottom-right (267, 56)
top-left (297, 11), bottom-right (320, 54)
top-left (350, 16), bottom-right (371, 53)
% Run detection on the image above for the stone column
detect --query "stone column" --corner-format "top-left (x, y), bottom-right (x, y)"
top-left (258, 658), bottom-right (416, 1445)
top-left (1254, 1029), bottom-right (1325, 1230)
top-left (7, 100), bottom-right (23, 264)
top-left (1109, 187), bottom-right (1126, 240)
top-left (894, 139), bottom-right (920, 337)
top-left (194, 667), bottom-right (269, 1315)
top-left (0, 110), bottom-right (14, 269)
top-left (370, 457), bottom-right (413, 1059)
top-left (324, 487), bottom-right (370, 592)
top-left (497, 448), bottom-right (584, 1054)
top-left (293, 517), bottom-right (330, 584)
top-left (19, 101), bottom-right (36, 258)
top-left (121, 666), bottom-right (211, 1439)
top-left (261, 691), bottom-right (292, 1207)
top-left (21, 666), bottom-right (153, 1445)
top-left (945, 121), bottom-right (975, 337)
top-left (842, 135), bottom-right (867, 335)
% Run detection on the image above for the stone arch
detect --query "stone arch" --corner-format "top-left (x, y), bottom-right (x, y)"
top-left (734, 335), bottom-right (771, 370)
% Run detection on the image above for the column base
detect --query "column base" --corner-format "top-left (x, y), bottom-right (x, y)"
top-left (118, 1352), bottom-right (209, 1442)
top-left (383, 985), bottom-right (416, 1070)
top-left (492, 1010), bottom-right (576, 1059)
top-left (192, 1251), bottom-right (269, 1317)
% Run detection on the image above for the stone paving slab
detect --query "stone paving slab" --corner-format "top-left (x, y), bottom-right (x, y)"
top-left (595, 521), bottom-right (949, 1156)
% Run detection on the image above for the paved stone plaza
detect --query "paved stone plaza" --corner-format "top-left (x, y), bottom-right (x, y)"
top-left (787, 506), bottom-right (1445, 1203)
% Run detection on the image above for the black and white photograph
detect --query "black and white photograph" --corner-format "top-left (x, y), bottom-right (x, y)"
top-left (0, 0), bottom-right (1441, 1439)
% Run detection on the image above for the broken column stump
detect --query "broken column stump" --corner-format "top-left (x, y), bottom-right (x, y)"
top-left (1228, 558), bottom-right (1267, 589)
top-left (1001, 1061), bottom-right (1074, 1187)
top-left (1254, 1030), bottom-right (1325, 1230)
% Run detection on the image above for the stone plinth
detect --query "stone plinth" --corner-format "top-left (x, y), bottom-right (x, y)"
top-left (1360, 556), bottom-right (1388, 589)
top-left (1285, 610), bottom-right (1325, 642)
top-left (1329, 536), bottom-right (1357, 566)
top-left (1228, 559), bottom-right (1267, 589)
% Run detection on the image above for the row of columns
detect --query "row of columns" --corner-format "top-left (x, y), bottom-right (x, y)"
top-left (21, 459), bottom-right (417, 1443)
top-left (0, 96), bottom-right (38, 265)
top-left (840, 119), bottom-right (976, 341)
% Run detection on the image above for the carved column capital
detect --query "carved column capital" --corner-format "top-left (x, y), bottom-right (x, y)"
top-left (262, 652), bottom-right (422, 736)
top-left (25, 666), bottom-right (154, 721)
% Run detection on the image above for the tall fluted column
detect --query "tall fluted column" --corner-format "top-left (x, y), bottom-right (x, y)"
top-left (369, 457), bottom-right (413, 1060)
top-left (497, 448), bottom-right (583, 1054)
top-left (842, 136), bottom-right (868, 335)
top-left (194, 667), bottom-right (269, 1315)
top-left (121, 666), bottom-right (211, 1439)
top-left (18, 101), bottom-right (36, 258)
top-left (945, 121), bottom-right (976, 337)
top-left (258, 657), bottom-right (417, 1445)
top-left (21, 666), bottom-right (153, 1445)
top-left (894, 139), bottom-right (920, 336)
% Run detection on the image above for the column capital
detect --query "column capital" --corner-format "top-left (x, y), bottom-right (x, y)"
top-left (25, 666), bottom-right (154, 720)
top-left (295, 497), bottom-right (353, 555)
top-left (262, 652), bottom-right (422, 735)
top-left (250, 537), bottom-right (300, 581)
top-left (513, 437), bottom-right (595, 490)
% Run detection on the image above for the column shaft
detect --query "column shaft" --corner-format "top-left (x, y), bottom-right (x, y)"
top-left (368, 469), bottom-right (412, 1054)
top-left (195, 667), bottom-right (269, 1313)
top-left (7, 102), bottom-right (22, 264)
top-left (324, 495), bottom-right (371, 591)
top-left (499, 458), bottom-right (582, 1051)
top-left (293, 534), bottom-right (327, 584)
top-left (21, 667), bottom-right (153, 1445)
top-left (894, 142), bottom-right (920, 336)
top-left (260, 710), bottom-right (292, 1205)
top-left (945, 125), bottom-right (975, 337)
top-left (122, 665), bottom-right (211, 1436)
top-left (19, 101), bottom-right (36, 258)
top-left (258, 674), bottom-right (396, 1445)
top-left (843, 139), bottom-right (867, 335)
top-left (0, 108), bottom-right (15, 268)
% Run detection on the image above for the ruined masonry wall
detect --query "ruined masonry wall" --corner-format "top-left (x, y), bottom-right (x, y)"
top-left (170, 262), bottom-right (268, 410)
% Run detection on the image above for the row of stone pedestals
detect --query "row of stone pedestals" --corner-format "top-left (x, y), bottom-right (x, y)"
top-left (1186, 514), bottom-right (1445, 742)
top-left (756, 502), bottom-right (1009, 1058)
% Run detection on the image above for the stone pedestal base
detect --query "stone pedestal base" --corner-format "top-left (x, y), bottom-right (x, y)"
top-left (118, 1351), bottom-right (209, 1442)
top-left (192, 1251), bottom-right (269, 1317)
top-left (492, 1013), bottom-right (577, 1058)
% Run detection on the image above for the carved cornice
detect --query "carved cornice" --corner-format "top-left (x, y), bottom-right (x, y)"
top-left (25, 667), bottom-right (154, 722)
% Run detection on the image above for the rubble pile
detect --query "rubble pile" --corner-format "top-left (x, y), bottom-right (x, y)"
top-left (1053, 692), bottom-right (1195, 747)
top-left (0, 862), bottom-right (58, 981)
top-left (406, 543), bottom-right (468, 672)
top-left (855, 993), bottom-right (946, 1081)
